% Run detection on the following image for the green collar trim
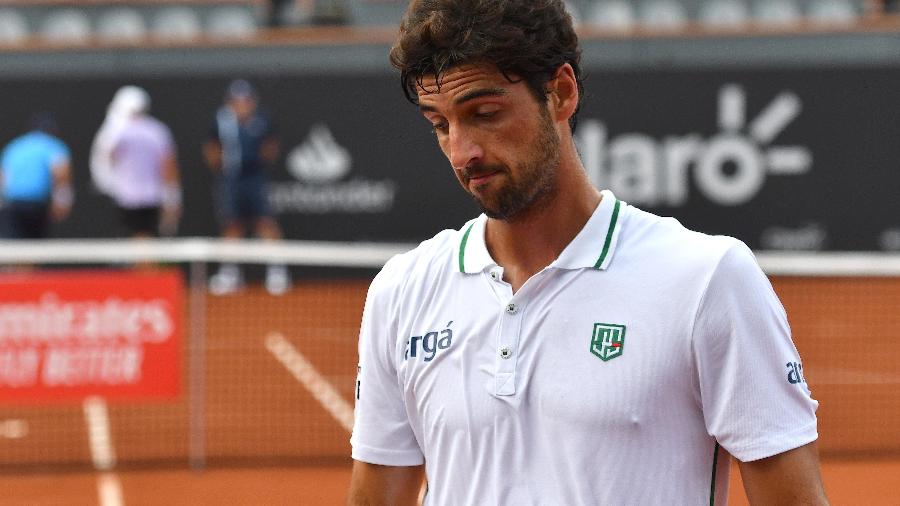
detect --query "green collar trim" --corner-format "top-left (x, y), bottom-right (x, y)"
top-left (458, 222), bottom-right (476, 273)
top-left (593, 198), bottom-right (621, 269)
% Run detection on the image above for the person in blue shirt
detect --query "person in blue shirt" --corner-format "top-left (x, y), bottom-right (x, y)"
top-left (1, 112), bottom-right (73, 239)
top-left (202, 79), bottom-right (289, 295)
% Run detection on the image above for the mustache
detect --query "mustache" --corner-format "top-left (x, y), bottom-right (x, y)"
top-left (460, 164), bottom-right (506, 182)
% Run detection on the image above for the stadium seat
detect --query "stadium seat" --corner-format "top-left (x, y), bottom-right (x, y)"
top-left (40, 9), bottom-right (91, 43)
top-left (638, 0), bottom-right (689, 28)
top-left (752, 0), bottom-right (801, 25)
top-left (152, 7), bottom-right (202, 41)
top-left (699, 0), bottom-right (750, 27)
top-left (807, 0), bottom-right (858, 24)
top-left (0, 9), bottom-right (29, 44)
top-left (207, 7), bottom-right (258, 38)
top-left (96, 8), bottom-right (147, 43)
top-left (587, 0), bottom-right (637, 30)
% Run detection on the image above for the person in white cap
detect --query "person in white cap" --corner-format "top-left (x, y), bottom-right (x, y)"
top-left (91, 85), bottom-right (181, 238)
top-left (348, 1), bottom-right (829, 505)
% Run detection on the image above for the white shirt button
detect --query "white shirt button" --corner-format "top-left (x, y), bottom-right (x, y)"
top-left (490, 271), bottom-right (499, 281)
top-left (505, 303), bottom-right (517, 314)
top-left (500, 347), bottom-right (512, 359)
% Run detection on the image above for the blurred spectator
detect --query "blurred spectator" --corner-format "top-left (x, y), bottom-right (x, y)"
top-left (203, 79), bottom-right (290, 295)
top-left (268, 0), bottom-right (294, 26)
top-left (272, 0), bottom-right (316, 26)
top-left (1, 112), bottom-right (73, 239)
top-left (91, 86), bottom-right (182, 238)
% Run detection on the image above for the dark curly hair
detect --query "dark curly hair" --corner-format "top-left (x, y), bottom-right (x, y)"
top-left (389, 0), bottom-right (584, 131)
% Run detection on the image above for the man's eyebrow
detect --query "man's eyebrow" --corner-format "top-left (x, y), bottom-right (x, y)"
top-left (455, 87), bottom-right (507, 105)
top-left (418, 87), bottom-right (508, 114)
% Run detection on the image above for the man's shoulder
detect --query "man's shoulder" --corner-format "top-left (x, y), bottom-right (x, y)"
top-left (16, 132), bottom-right (46, 147)
top-left (248, 110), bottom-right (274, 134)
top-left (620, 204), bottom-right (746, 269)
top-left (144, 115), bottom-right (171, 133)
top-left (11, 133), bottom-right (66, 153)
top-left (370, 222), bottom-right (472, 296)
top-left (381, 226), bottom-right (463, 275)
top-left (3, 134), bottom-right (27, 152)
top-left (48, 134), bottom-right (68, 149)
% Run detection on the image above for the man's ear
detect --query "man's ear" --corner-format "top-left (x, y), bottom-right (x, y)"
top-left (546, 63), bottom-right (579, 124)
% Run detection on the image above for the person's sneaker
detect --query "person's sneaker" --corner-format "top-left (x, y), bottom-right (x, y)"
top-left (265, 265), bottom-right (290, 296)
top-left (209, 266), bottom-right (242, 295)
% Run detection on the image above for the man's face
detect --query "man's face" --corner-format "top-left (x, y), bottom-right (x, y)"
top-left (417, 64), bottom-right (561, 221)
top-left (228, 95), bottom-right (257, 122)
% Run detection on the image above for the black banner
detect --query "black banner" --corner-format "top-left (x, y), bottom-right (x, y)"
top-left (1, 67), bottom-right (898, 250)
top-left (0, 75), bottom-right (476, 243)
top-left (577, 68), bottom-right (900, 252)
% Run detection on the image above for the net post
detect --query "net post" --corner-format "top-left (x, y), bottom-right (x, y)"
top-left (188, 260), bottom-right (207, 470)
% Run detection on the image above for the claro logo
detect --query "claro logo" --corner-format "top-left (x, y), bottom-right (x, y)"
top-left (576, 84), bottom-right (812, 206)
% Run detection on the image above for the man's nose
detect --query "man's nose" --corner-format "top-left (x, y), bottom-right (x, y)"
top-left (447, 125), bottom-right (483, 171)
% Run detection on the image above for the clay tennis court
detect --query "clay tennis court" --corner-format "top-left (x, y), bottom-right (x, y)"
top-left (1, 458), bottom-right (897, 504)
top-left (2, 275), bottom-right (899, 504)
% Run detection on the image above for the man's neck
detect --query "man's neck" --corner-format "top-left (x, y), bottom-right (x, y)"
top-left (485, 164), bottom-right (601, 293)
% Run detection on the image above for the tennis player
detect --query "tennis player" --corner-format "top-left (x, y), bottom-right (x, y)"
top-left (349, 1), bottom-right (829, 504)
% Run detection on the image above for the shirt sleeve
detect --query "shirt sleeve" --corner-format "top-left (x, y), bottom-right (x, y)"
top-left (693, 241), bottom-right (819, 462)
top-left (350, 257), bottom-right (425, 466)
top-left (161, 125), bottom-right (177, 158)
top-left (48, 141), bottom-right (71, 173)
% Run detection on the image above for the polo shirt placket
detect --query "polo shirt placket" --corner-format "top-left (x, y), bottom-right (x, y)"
top-left (496, 292), bottom-right (520, 396)
top-left (456, 191), bottom-right (624, 400)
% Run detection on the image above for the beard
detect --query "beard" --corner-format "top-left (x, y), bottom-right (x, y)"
top-left (463, 108), bottom-right (561, 221)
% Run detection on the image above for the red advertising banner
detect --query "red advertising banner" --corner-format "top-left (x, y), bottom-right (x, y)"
top-left (0, 270), bottom-right (183, 403)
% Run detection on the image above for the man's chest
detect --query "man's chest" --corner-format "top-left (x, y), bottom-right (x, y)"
top-left (395, 271), bottom-right (698, 433)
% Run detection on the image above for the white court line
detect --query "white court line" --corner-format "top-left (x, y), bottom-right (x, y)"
top-left (83, 396), bottom-right (116, 471)
top-left (98, 473), bottom-right (124, 506)
top-left (83, 396), bottom-right (124, 506)
top-left (266, 333), bottom-right (428, 500)
top-left (0, 419), bottom-right (28, 439)
top-left (265, 332), bottom-right (355, 432)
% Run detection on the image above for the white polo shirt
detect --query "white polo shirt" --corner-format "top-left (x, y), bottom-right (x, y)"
top-left (351, 190), bottom-right (818, 505)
